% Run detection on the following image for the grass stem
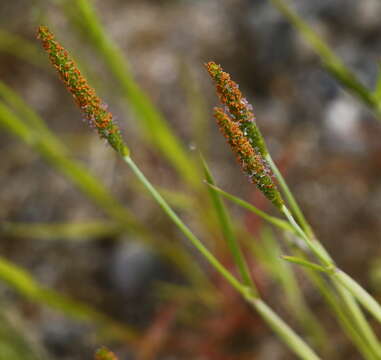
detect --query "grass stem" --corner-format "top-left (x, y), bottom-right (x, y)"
top-left (123, 155), bottom-right (320, 360)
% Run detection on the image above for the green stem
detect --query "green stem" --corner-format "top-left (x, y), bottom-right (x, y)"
top-left (282, 256), bottom-right (330, 274)
top-left (250, 299), bottom-right (321, 360)
top-left (266, 154), bottom-right (314, 237)
top-left (333, 278), bottom-right (381, 358)
top-left (334, 270), bottom-right (381, 325)
top-left (304, 266), bottom-right (378, 360)
top-left (123, 155), bottom-right (320, 360)
top-left (123, 155), bottom-right (246, 297)
top-left (282, 205), bottom-right (381, 356)
top-left (201, 155), bottom-right (255, 289)
top-left (281, 205), bottom-right (332, 266)
top-left (250, 229), bottom-right (328, 351)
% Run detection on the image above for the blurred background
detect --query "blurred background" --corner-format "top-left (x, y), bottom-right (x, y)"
top-left (1, 0), bottom-right (381, 359)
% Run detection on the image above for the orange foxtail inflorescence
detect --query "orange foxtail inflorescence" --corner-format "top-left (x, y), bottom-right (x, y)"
top-left (214, 108), bottom-right (284, 208)
top-left (37, 26), bottom-right (128, 156)
top-left (206, 61), bottom-right (284, 208)
top-left (206, 61), bottom-right (267, 157)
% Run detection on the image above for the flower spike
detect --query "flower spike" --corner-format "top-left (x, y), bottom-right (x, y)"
top-left (37, 26), bottom-right (129, 156)
top-left (205, 61), bottom-right (267, 157)
top-left (214, 107), bottom-right (283, 209)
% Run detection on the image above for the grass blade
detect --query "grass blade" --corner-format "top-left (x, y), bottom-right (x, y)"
top-left (124, 155), bottom-right (321, 359)
top-left (0, 80), bottom-right (57, 136)
top-left (282, 203), bottom-right (381, 356)
top-left (282, 256), bottom-right (331, 273)
top-left (201, 155), bottom-right (255, 289)
top-left (0, 29), bottom-right (45, 68)
top-left (374, 61), bottom-right (381, 104)
top-left (205, 183), bottom-right (294, 233)
top-left (1, 221), bottom-right (123, 241)
top-left (0, 100), bottom-right (136, 227)
top-left (304, 266), bottom-right (378, 360)
top-left (123, 155), bottom-right (245, 296)
top-left (181, 63), bottom-right (210, 154)
top-left (250, 227), bottom-right (328, 351)
top-left (251, 299), bottom-right (321, 360)
top-left (0, 308), bottom-right (48, 360)
top-left (0, 256), bottom-right (138, 344)
top-left (268, 0), bottom-right (380, 117)
top-left (334, 270), bottom-right (381, 325)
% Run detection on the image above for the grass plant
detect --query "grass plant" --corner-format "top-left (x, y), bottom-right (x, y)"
top-left (35, 26), bottom-right (323, 360)
top-left (1, 3), bottom-right (381, 358)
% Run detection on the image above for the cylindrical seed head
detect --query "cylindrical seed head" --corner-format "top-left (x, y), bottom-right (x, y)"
top-left (215, 107), bottom-right (283, 209)
top-left (37, 26), bottom-right (129, 156)
top-left (205, 61), bottom-right (268, 157)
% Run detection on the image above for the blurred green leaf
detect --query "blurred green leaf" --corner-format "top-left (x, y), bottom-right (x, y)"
top-left (180, 62), bottom-right (210, 155)
top-left (269, 0), bottom-right (380, 119)
top-left (0, 308), bottom-right (48, 360)
top-left (1, 221), bottom-right (123, 240)
top-left (374, 62), bottom-right (381, 105)
top-left (0, 256), bottom-right (138, 344)
top-left (0, 100), bottom-right (138, 228)
top-left (0, 29), bottom-right (45, 68)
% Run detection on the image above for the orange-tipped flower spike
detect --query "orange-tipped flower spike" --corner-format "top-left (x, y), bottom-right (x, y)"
top-left (215, 107), bottom-right (284, 209)
top-left (206, 61), bottom-right (267, 157)
top-left (37, 26), bottom-right (129, 156)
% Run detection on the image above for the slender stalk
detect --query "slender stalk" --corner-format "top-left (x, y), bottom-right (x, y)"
top-left (281, 205), bottom-right (332, 266)
top-left (250, 299), bottom-right (321, 360)
top-left (334, 280), bottom-right (381, 358)
top-left (250, 228), bottom-right (328, 351)
top-left (205, 58), bottom-right (381, 356)
top-left (267, 143), bottom-right (381, 357)
top-left (202, 155), bottom-right (255, 288)
top-left (124, 155), bottom-right (246, 297)
top-left (266, 143), bottom-right (381, 344)
top-left (282, 256), bottom-right (331, 274)
top-left (266, 154), bottom-right (314, 237)
top-left (334, 270), bottom-right (381, 325)
top-left (123, 155), bottom-right (320, 360)
top-left (36, 25), bottom-right (320, 359)
top-left (304, 266), bottom-right (378, 360)
top-left (282, 204), bottom-right (381, 356)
